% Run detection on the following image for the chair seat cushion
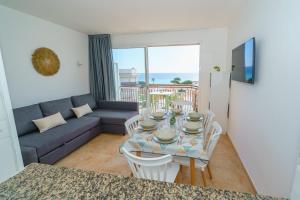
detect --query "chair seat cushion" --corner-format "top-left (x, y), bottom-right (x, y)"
top-left (19, 117), bottom-right (100, 157)
top-left (87, 109), bottom-right (138, 125)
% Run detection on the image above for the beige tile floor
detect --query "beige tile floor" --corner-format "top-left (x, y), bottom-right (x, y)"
top-left (55, 133), bottom-right (256, 194)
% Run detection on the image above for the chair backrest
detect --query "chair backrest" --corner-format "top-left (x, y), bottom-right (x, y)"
top-left (121, 147), bottom-right (173, 182)
top-left (125, 115), bottom-right (140, 137)
top-left (172, 100), bottom-right (193, 113)
top-left (204, 121), bottom-right (222, 159)
top-left (203, 110), bottom-right (215, 130)
top-left (151, 98), bottom-right (168, 113)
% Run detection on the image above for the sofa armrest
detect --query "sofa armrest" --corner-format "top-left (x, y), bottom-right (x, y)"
top-left (97, 100), bottom-right (139, 111)
top-left (20, 146), bottom-right (38, 166)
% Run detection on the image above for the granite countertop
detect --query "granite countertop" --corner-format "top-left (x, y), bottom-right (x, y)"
top-left (0, 163), bottom-right (283, 200)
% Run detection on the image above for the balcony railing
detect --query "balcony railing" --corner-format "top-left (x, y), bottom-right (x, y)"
top-left (119, 84), bottom-right (199, 111)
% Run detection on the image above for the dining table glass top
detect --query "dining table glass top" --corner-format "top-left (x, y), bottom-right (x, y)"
top-left (121, 111), bottom-right (209, 161)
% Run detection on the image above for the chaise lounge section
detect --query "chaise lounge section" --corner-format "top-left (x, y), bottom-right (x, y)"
top-left (13, 94), bottom-right (138, 166)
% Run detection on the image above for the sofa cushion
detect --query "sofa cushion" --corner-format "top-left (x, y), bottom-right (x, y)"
top-left (19, 116), bottom-right (100, 157)
top-left (13, 104), bottom-right (43, 136)
top-left (60, 117), bottom-right (100, 142)
top-left (40, 98), bottom-right (74, 119)
top-left (71, 94), bottom-right (97, 110)
top-left (88, 109), bottom-right (138, 125)
top-left (98, 100), bottom-right (138, 111)
top-left (19, 130), bottom-right (66, 157)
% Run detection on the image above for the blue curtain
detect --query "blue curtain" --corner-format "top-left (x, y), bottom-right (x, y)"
top-left (89, 34), bottom-right (116, 101)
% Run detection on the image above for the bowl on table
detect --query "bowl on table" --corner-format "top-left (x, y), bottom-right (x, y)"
top-left (182, 121), bottom-right (203, 134)
top-left (183, 121), bottom-right (202, 131)
top-left (154, 127), bottom-right (176, 141)
top-left (188, 112), bottom-right (203, 121)
top-left (139, 120), bottom-right (156, 130)
top-left (151, 111), bottom-right (165, 120)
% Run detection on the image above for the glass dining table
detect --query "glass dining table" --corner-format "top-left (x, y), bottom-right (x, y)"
top-left (121, 111), bottom-right (208, 186)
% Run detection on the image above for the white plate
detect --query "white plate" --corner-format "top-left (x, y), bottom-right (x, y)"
top-left (153, 135), bottom-right (178, 144)
top-left (186, 116), bottom-right (203, 122)
top-left (154, 128), bottom-right (176, 141)
top-left (188, 112), bottom-right (202, 118)
top-left (137, 126), bottom-right (157, 131)
top-left (183, 121), bottom-right (203, 131)
top-left (182, 127), bottom-right (204, 134)
top-left (150, 116), bottom-right (166, 121)
top-left (139, 120), bottom-right (156, 129)
top-left (188, 112), bottom-right (204, 120)
top-left (152, 111), bottom-right (165, 119)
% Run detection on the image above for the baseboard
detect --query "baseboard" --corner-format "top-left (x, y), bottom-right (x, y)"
top-left (226, 132), bottom-right (258, 194)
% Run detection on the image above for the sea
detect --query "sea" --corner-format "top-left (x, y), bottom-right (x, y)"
top-left (138, 73), bottom-right (198, 84)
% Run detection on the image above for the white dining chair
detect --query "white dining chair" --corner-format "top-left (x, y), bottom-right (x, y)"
top-left (121, 147), bottom-right (179, 183)
top-left (172, 100), bottom-right (193, 113)
top-left (125, 115), bottom-right (140, 137)
top-left (125, 113), bottom-right (158, 159)
top-left (203, 110), bottom-right (215, 138)
top-left (174, 121), bottom-right (222, 186)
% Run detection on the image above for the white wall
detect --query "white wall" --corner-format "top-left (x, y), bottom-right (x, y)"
top-left (0, 49), bottom-right (24, 183)
top-left (227, 0), bottom-right (300, 197)
top-left (112, 28), bottom-right (229, 130)
top-left (0, 5), bottom-right (89, 108)
top-left (291, 156), bottom-right (300, 200)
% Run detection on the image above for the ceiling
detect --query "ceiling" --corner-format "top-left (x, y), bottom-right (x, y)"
top-left (0, 0), bottom-right (244, 34)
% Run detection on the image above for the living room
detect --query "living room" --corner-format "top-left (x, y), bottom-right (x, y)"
top-left (0, 0), bottom-right (299, 199)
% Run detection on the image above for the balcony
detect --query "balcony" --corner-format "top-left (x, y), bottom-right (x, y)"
top-left (119, 84), bottom-right (199, 111)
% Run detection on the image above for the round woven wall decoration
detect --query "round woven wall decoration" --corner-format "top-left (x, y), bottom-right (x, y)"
top-left (32, 47), bottom-right (60, 76)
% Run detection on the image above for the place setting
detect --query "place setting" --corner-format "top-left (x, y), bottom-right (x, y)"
top-left (137, 119), bottom-right (157, 133)
top-left (150, 111), bottom-right (167, 121)
top-left (152, 127), bottom-right (178, 144)
top-left (186, 111), bottom-right (204, 122)
top-left (182, 121), bottom-right (204, 135)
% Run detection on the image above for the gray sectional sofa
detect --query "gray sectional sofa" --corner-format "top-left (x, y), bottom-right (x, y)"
top-left (13, 94), bottom-right (139, 166)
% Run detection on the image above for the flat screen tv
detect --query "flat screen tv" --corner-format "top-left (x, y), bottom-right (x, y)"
top-left (231, 38), bottom-right (255, 84)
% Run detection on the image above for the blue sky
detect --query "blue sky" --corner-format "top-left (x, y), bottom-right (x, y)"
top-left (112, 45), bottom-right (200, 73)
top-left (113, 48), bottom-right (146, 73)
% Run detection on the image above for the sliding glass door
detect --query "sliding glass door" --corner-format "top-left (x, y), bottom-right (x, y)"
top-left (148, 45), bottom-right (200, 111)
top-left (112, 48), bottom-right (147, 108)
top-left (112, 45), bottom-right (200, 111)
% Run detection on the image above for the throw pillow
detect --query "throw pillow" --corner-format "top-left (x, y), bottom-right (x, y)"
top-left (72, 104), bottom-right (93, 118)
top-left (33, 112), bottom-right (66, 133)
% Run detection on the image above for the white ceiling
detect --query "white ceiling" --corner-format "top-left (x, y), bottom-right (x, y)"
top-left (0, 0), bottom-right (244, 34)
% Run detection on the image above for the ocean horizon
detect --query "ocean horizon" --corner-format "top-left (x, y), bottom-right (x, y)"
top-left (138, 73), bottom-right (198, 84)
